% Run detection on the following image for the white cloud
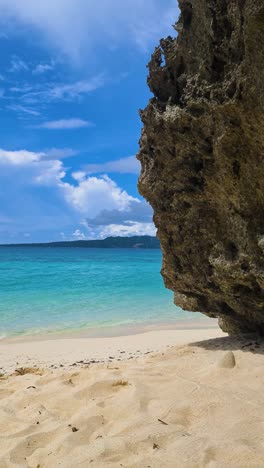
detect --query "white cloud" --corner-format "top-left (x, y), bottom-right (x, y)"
top-left (9, 84), bottom-right (34, 93)
top-left (7, 104), bottom-right (40, 116)
top-left (72, 171), bottom-right (86, 182)
top-left (0, 147), bottom-right (76, 165)
top-left (94, 222), bottom-right (156, 239)
top-left (39, 118), bottom-right (93, 130)
top-left (45, 77), bottom-right (105, 100)
top-left (0, 148), bottom-right (40, 165)
top-left (85, 200), bottom-right (153, 227)
top-left (132, 6), bottom-right (177, 52)
top-left (63, 175), bottom-right (137, 217)
top-left (68, 220), bottom-right (157, 241)
top-left (83, 199), bottom-right (155, 238)
top-left (5, 77), bottom-right (104, 114)
top-left (84, 156), bottom-right (140, 175)
top-left (34, 159), bottom-right (66, 186)
top-left (33, 62), bottom-right (54, 74)
top-left (72, 229), bottom-right (87, 240)
top-left (0, 147), bottom-right (154, 241)
top-left (16, 76), bottom-right (104, 104)
top-left (0, 149), bottom-right (66, 187)
top-left (9, 56), bottom-right (28, 72)
top-left (0, 0), bottom-right (178, 62)
top-left (43, 148), bottom-right (78, 160)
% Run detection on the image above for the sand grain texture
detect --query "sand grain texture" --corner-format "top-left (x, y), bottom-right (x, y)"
top-left (0, 333), bottom-right (264, 467)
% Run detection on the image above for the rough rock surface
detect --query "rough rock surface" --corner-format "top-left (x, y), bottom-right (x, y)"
top-left (137, 0), bottom-right (264, 335)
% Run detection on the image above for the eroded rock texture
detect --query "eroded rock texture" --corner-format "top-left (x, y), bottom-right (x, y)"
top-left (137, 0), bottom-right (264, 334)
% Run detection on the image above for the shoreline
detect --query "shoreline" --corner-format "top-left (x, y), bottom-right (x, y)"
top-left (0, 317), bottom-right (218, 344)
top-left (0, 323), bottom-right (223, 374)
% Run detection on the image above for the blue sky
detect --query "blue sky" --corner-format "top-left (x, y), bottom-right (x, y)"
top-left (0, 0), bottom-right (179, 243)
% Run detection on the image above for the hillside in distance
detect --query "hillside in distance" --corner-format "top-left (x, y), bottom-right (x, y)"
top-left (1, 236), bottom-right (160, 249)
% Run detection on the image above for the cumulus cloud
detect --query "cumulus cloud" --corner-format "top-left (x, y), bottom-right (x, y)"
top-left (83, 199), bottom-right (155, 239)
top-left (85, 200), bottom-right (153, 227)
top-left (71, 171), bottom-right (86, 182)
top-left (63, 175), bottom-right (137, 217)
top-left (0, 0), bottom-right (178, 62)
top-left (95, 222), bottom-right (156, 239)
top-left (39, 118), bottom-right (93, 130)
top-left (0, 150), bottom-right (72, 243)
top-left (0, 148), bottom-right (137, 212)
top-left (72, 229), bottom-right (87, 240)
top-left (84, 156), bottom-right (140, 175)
top-left (0, 147), bottom-right (77, 165)
top-left (0, 149), bottom-right (40, 165)
top-left (0, 147), bottom-right (154, 241)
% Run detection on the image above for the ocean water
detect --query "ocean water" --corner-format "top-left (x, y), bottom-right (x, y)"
top-left (0, 247), bottom-right (203, 338)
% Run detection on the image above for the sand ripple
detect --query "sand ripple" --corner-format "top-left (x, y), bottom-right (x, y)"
top-left (0, 337), bottom-right (264, 467)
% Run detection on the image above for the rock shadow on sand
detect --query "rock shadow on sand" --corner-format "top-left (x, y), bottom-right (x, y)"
top-left (190, 335), bottom-right (264, 355)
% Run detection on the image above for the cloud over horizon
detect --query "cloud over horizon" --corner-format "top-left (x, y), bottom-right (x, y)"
top-left (0, 0), bottom-right (178, 243)
top-left (0, 147), bottom-right (155, 242)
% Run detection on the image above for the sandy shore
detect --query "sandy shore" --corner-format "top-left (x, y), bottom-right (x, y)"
top-left (0, 326), bottom-right (264, 467)
top-left (0, 321), bottom-right (219, 373)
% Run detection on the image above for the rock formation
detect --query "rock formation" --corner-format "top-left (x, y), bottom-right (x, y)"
top-left (137, 0), bottom-right (264, 334)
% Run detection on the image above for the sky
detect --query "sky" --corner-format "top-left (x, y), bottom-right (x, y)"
top-left (0, 0), bottom-right (179, 243)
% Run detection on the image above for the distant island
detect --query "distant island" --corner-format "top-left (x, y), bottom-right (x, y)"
top-left (1, 235), bottom-right (160, 249)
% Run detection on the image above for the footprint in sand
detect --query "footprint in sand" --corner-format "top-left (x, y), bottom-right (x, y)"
top-left (165, 405), bottom-right (193, 429)
top-left (9, 431), bottom-right (56, 464)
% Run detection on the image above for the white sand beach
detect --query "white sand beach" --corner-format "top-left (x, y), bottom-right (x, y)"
top-left (0, 321), bottom-right (220, 373)
top-left (0, 325), bottom-right (264, 467)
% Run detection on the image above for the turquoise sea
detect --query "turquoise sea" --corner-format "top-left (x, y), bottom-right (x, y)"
top-left (0, 247), bottom-right (204, 338)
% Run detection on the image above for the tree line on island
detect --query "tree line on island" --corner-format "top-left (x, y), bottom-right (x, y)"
top-left (1, 236), bottom-right (160, 249)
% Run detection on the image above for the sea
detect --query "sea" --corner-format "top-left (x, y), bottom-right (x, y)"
top-left (0, 247), bottom-right (205, 338)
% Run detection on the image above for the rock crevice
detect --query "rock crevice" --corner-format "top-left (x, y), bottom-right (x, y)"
top-left (137, 0), bottom-right (264, 334)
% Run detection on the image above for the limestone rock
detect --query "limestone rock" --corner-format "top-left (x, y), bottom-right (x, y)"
top-left (137, 0), bottom-right (264, 335)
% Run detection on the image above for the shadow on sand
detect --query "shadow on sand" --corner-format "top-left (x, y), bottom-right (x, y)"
top-left (190, 335), bottom-right (264, 355)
